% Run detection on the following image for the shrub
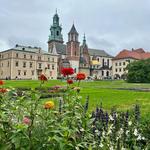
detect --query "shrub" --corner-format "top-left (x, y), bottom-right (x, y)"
top-left (127, 58), bottom-right (150, 83)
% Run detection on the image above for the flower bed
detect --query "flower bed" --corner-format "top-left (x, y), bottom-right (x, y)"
top-left (0, 71), bottom-right (149, 149)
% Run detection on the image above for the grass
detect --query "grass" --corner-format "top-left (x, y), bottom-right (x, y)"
top-left (3, 80), bottom-right (150, 118)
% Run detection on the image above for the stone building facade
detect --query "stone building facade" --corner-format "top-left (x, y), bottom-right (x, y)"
top-left (0, 45), bottom-right (58, 80)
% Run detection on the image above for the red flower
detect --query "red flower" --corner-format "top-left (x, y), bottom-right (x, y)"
top-left (67, 79), bottom-right (73, 84)
top-left (39, 74), bottom-right (48, 81)
top-left (61, 68), bottom-right (74, 77)
top-left (0, 80), bottom-right (4, 85)
top-left (0, 88), bottom-right (7, 93)
top-left (76, 73), bottom-right (86, 80)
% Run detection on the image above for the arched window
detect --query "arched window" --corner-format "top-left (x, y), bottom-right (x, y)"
top-left (56, 31), bottom-right (59, 36)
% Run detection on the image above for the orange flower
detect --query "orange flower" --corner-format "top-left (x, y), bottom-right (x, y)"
top-left (39, 74), bottom-right (48, 81)
top-left (0, 80), bottom-right (4, 85)
top-left (76, 73), bottom-right (86, 80)
top-left (44, 101), bottom-right (54, 109)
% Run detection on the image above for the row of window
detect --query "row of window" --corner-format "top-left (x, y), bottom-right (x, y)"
top-left (115, 60), bottom-right (131, 67)
top-left (115, 68), bottom-right (126, 72)
top-left (115, 62), bottom-right (126, 66)
top-left (17, 70), bottom-right (35, 76)
top-left (0, 53), bottom-right (55, 62)
top-left (15, 61), bottom-right (55, 70)
top-left (15, 53), bottom-right (55, 62)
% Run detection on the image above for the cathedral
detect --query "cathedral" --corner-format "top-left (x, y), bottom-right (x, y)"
top-left (0, 11), bottom-right (113, 80)
top-left (48, 11), bottom-right (113, 79)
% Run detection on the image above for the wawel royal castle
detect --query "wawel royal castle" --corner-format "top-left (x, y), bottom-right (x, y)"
top-left (1, 11), bottom-right (149, 80)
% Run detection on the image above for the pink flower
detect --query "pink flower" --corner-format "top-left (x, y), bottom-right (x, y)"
top-left (23, 116), bottom-right (31, 125)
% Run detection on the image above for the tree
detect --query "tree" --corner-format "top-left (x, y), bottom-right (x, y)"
top-left (127, 58), bottom-right (150, 83)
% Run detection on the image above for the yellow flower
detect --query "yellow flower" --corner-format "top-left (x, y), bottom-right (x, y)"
top-left (44, 101), bottom-right (54, 109)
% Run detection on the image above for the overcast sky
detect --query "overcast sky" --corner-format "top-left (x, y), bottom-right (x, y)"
top-left (0, 0), bottom-right (150, 55)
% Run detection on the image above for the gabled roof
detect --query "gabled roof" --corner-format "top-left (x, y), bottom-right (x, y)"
top-left (113, 48), bottom-right (150, 60)
top-left (88, 48), bottom-right (113, 58)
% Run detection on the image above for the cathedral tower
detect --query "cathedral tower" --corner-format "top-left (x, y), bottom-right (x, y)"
top-left (66, 24), bottom-right (80, 73)
top-left (48, 11), bottom-right (63, 53)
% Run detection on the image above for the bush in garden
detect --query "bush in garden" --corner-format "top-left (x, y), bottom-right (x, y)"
top-left (126, 58), bottom-right (150, 83)
top-left (0, 75), bottom-right (150, 150)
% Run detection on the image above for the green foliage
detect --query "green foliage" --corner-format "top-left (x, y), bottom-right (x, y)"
top-left (0, 85), bottom-right (150, 149)
top-left (127, 58), bottom-right (150, 83)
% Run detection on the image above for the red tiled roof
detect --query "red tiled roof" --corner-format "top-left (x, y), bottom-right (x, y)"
top-left (113, 48), bottom-right (150, 60)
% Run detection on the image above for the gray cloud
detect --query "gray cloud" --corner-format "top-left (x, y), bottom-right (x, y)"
top-left (0, 0), bottom-right (150, 56)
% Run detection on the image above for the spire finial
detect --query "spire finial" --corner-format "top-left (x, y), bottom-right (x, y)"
top-left (56, 8), bottom-right (57, 14)
top-left (83, 33), bottom-right (86, 43)
top-left (83, 33), bottom-right (86, 40)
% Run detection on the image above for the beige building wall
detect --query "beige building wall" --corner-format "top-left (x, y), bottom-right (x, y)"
top-left (112, 58), bottom-right (135, 79)
top-left (0, 48), bottom-right (58, 80)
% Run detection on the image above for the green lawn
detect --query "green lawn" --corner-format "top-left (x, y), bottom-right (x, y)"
top-left (3, 80), bottom-right (150, 118)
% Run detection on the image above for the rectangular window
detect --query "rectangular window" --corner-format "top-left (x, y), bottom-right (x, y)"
top-left (31, 70), bottom-right (34, 75)
top-left (24, 54), bottom-right (26, 59)
top-left (123, 68), bottom-right (126, 71)
top-left (115, 69), bottom-right (118, 72)
top-left (30, 55), bottom-right (32, 59)
top-left (39, 63), bottom-right (42, 69)
top-left (30, 62), bottom-right (33, 68)
top-left (24, 71), bottom-right (26, 76)
top-left (123, 62), bottom-right (126, 65)
top-left (52, 58), bottom-right (54, 62)
top-left (119, 68), bottom-right (122, 72)
top-left (52, 64), bottom-right (54, 70)
top-left (115, 63), bottom-right (117, 66)
top-left (119, 62), bottom-right (121, 66)
top-left (23, 62), bottom-right (26, 68)
top-left (47, 64), bottom-right (50, 69)
top-left (16, 61), bottom-right (19, 67)
top-left (38, 56), bottom-right (41, 60)
top-left (18, 70), bottom-right (21, 75)
top-left (16, 53), bottom-right (18, 58)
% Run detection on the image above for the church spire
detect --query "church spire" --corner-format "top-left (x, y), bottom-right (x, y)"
top-left (83, 33), bottom-right (86, 45)
top-left (68, 24), bottom-right (78, 42)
